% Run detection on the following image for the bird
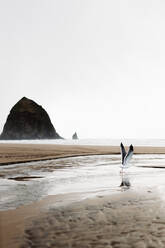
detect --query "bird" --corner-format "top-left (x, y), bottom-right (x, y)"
top-left (120, 142), bottom-right (134, 170)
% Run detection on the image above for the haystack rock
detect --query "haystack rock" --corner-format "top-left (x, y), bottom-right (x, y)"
top-left (0, 97), bottom-right (62, 140)
top-left (72, 132), bottom-right (78, 140)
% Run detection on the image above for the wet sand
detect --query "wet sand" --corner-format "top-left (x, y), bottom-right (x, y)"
top-left (0, 143), bottom-right (165, 165)
top-left (21, 191), bottom-right (165, 248)
top-left (1, 190), bottom-right (165, 248)
top-left (0, 143), bottom-right (118, 165)
top-left (1, 144), bottom-right (165, 248)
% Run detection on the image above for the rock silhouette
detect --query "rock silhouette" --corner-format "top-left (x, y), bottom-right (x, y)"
top-left (72, 132), bottom-right (78, 140)
top-left (0, 97), bottom-right (62, 140)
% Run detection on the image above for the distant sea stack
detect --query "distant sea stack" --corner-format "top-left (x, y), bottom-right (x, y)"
top-left (72, 132), bottom-right (78, 140)
top-left (0, 97), bottom-right (62, 140)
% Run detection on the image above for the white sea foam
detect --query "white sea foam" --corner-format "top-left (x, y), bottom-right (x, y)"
top-left (0, 138), bottom-right (165, 146)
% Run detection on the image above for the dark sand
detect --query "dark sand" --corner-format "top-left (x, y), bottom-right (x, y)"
top-left (1, 190), bottom-right (165, 248)
top-left (21, 191), bottom-right (165, 248)
top-left (1, 144), bottom-right (165, 248)
top-left (0, 143), bottom-right (165, 165)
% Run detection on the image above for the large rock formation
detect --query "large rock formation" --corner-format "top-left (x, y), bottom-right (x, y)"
top-left (72, 132), bottom-right (78, 140)
top-left (0, 97), bottom-right (62, 140)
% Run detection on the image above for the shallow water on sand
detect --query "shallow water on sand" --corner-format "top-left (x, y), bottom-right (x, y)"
top-left (1, 154), bottom-right (165, 210)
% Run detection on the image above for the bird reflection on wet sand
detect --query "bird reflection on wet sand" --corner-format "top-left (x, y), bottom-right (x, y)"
top-left (120, 173), bottom-right (131, 190)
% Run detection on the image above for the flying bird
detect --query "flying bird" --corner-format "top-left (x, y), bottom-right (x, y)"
top-left (120, 143), bottom-right (134, 169)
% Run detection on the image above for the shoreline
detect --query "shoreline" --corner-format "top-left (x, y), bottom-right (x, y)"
top-left (1, 144), bottom-right (165, 247)
top-left (0, 143), bottom-right (165, 166)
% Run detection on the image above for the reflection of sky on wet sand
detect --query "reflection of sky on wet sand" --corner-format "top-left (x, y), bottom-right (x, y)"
top-left (1, 154), bottom-right (165, 210)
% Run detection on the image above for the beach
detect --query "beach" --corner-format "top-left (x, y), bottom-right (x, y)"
top-left (1, 0), bottom-right (165, 247)
top-left (0, 143), bottom-right (165, 165)
top-left (21, 191), bottom-right (165, 248)
top-left (1, 144), bottom-right (165, 248)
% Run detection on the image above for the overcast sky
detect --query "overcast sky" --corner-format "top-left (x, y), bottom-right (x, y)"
top-left (0, 0), bottom-right (165, 139)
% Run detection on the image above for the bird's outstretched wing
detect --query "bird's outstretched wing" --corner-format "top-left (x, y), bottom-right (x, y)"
top-left (120, 142), bottom-right (126, 165)
top-left (124, 144), bottom-right (133, 165)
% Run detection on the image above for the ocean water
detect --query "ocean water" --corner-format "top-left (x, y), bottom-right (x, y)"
top-left (0, 138), bottom-right (165, 146)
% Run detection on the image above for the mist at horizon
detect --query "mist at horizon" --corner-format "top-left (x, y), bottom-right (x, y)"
top-left (0, 0), bottom-right (165, 139)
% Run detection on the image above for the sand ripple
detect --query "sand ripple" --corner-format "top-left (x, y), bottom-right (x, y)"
top-left (21, 192), bottom-right (165, 248)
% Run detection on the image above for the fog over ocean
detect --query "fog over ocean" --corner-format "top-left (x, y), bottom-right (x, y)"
top-left (0, 138), bottom-right (165, 147)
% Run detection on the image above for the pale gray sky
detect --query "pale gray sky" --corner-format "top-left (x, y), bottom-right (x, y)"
top-left (0, 0), bottom-right (165, 139)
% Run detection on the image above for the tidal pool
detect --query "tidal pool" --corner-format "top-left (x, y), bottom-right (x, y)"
top-left (1, 154), bottom-right (165, 210)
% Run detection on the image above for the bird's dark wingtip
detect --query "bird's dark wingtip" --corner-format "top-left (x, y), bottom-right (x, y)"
top-left (130, 144), bottom-right (134, 151)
